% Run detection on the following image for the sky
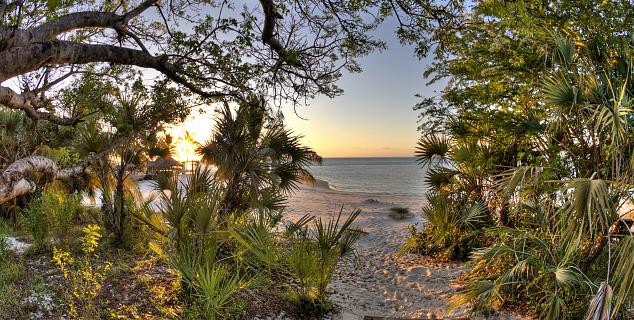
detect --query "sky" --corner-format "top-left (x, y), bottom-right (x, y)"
top-left (284, 21), bottom-right (444, 157)
top-left (170, 19), bottom-right (445, 159)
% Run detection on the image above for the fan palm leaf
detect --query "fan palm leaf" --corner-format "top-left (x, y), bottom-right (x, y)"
top-left (415, 135), bottom-right (452, 167)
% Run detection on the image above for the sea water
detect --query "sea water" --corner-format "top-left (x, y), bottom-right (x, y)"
top-left (308, 157), bottom-right (426, 196)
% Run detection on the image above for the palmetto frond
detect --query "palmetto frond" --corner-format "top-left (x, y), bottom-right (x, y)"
top-left (424, 166), bottom-right (459, 193)
top-left (592, 76), bottom-right (632, 147)
top-left (415, 135), bottom-right (452, 167)
top-left (584, 281), bottom-right (613, 320)
top-left (543, 71), bottom-right (579, 110)
top-left (609, 235), bottom-right (634, 316)
top-left (197, 96), bottom-right (320, 214)
top-left (460, 202), bottom-right (486, 230)
top-left (494, 166), bottom-right (546, 200)
top-left (74, 121), bottom-right (114, 156)
top-left (550, 32), bottom-right (576, 65)
top-left (559, 178), bottom-right (616, 240)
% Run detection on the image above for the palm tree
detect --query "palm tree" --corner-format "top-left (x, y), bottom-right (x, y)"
top-left (74, 121), bottom-right (144, 247)
top-left (177, 131), bottom-right (197, 173)
top-left (451, 33), bottom-right (634, 319)
top-left (197, 96), bottom-right (321, 217)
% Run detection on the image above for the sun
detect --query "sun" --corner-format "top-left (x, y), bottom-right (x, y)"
top-left (173, 131), bottom-right (199, 163)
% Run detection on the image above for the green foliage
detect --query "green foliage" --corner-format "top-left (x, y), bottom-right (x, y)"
top-left (197, 96), bottom-right (321, 217)
top-left (0, 251), bottom-right (25, 316)
top-left (139, 168), bottom-right (362, 316)
top-left (52, 224), bottom-right (111, 319)
top-left (388, 206), bottom-right (412, 219)
top-left (283, 207), bottom-right (362, 309)
top-left (25, 188), bottom-right (81, 250)
top-left (451, 228), bottom-right (593, 319)
top-left (403, 193), bottom-right (487, 260)
top-left (138, 168), bottom-right (265, 319)
top-left (410, 4), bottom-right (634, 316)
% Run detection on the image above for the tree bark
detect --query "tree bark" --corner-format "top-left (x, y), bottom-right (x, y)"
top-left (0, 156), bottom-right (80, 204)
top-left (580, 221), bottom-right (621, 273)
top-left (0, 0), bottom-right (158, 51)
top-left (0, 136), bottom-right (130, 205)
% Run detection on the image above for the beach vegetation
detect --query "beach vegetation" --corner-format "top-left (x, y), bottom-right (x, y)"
top-left (407, 1), bottom-right (634, 317)
top-left (52, 224), bottom-right (111, 319)
top-left (197, 96), bottom-right (322, 218)
top-left (284, 208), bottom-right (362, 310)
top-left (136, 166), bottom-right (361, 317)
top-left (25, 188), bottom-right (82, 251)
top-left (388, 206), bottom-right (413, 220)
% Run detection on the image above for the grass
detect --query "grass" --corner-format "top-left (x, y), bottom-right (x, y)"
top-left (0, 255), bottom-right (27, 318)
top-left (388, 206), bottom-right (413, 219)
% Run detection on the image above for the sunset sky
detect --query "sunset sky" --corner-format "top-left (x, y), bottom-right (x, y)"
top-left (169, 19), bottom-right (444, 159)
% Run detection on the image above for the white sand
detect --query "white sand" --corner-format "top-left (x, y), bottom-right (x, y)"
top-left (284, 182), bottom-right (524, 319)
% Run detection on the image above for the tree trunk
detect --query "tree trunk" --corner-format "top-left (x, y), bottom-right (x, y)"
top-left (113, 171), bottom-right (127, 246)
top-left (580, 221), bottom-right (620, 273)
top-left (0, 156), bottom-right (84, 205)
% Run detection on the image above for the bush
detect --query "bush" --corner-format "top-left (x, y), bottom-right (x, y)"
top-left (401, 193), bottom-right (489, 260)
top-left (26, 188), bottom-right (81, 250)
top-left (52, 224), bottom-right (111, 319)
top-left (138, 169), bottom-right (264, 319)
top-left (283, 207), bottom-right (362, 311)
top-left (450, 228), bottom-right (592, 319)
top-left (388, 206), bottom-right (412, 219)
top-left (139, 169), bottom-right (364, 317)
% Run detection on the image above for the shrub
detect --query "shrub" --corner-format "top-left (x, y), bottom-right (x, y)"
top-left (26, 188), bottom-right (81, 250)
top-left (450, 228), bottom-right (593, 319)
top-left (401, 193), bottom-right (488, 260)
top-left (138, 169), bottom-right (263, 319)
top-left (388, 206), bottom-right (412, 219)
top-left (284, 207), bottom-right (362, 310)
top-left (52, 224), bottom-right (111, 319)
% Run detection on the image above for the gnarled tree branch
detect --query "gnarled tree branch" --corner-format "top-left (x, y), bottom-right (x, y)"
top-left (0, 135), bottom-right (132, 204)
top-left (0, 86), bottom-right (79, 125)
top-left (0, 0), bottom-right (159, 51)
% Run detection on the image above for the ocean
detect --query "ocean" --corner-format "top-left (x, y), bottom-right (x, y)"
top-left (308, 157), bottom-right (426, 196)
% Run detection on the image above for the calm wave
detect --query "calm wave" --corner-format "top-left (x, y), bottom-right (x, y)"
top-left (308, 157), bottom-right (427, 196)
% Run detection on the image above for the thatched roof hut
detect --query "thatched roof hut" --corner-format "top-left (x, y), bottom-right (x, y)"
top-left (147, 156), bottom-right (181, 174)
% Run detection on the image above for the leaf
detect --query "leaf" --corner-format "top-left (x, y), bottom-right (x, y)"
top-left (47, 0), bottom-right (60, 11)
top-left (584, 281), bottom-right (613, 320)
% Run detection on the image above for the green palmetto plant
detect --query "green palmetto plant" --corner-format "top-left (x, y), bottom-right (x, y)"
top-left (447, 32), bottom-right (634, 319)
top-left (284, 207), bottom-right (362, 308)
top-left (136, 167), bottom-right (266, 319)
top-left (197, 96), bottom-right (321, 217)
top-left (415, 135), bottom-right (453, 168)
top-left (401, 192), bottom-right (486, 259)
top-left (406, 133), bottom-right (494, 259)
top-left (74, 121), bottom-right (146, 247)
top-left (231, 206), bottom-right (362, 310)
top-left (452, 228), bottom-right (595, 320)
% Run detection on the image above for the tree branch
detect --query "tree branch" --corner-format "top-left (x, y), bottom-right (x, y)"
top-left (0, 40), bottom-right (229, 100)
top-left (0, 0), bottom-right (159, 51)
top-left (0, 134), bottom-right (133, 204)
top-left (0, 86), bottom-right (80, 125)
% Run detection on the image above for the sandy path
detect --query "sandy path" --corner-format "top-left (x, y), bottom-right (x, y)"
top-left (284, 183), bottom-right (469, 319)
top-left (284, 183), bottom-right (528, 320)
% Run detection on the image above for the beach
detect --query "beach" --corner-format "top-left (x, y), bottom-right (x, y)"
top-left (283, 181), bottom-right (521, 319)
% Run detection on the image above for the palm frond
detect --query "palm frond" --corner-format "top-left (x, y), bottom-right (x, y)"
top-left (610, 235), bottom-right (634, 316)
top-left (584, 281), bottom-right (613, 320)
top-left (543, 71), bottom-right (579, 109)
top-left (415, 135), bottom-right (452, 167)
